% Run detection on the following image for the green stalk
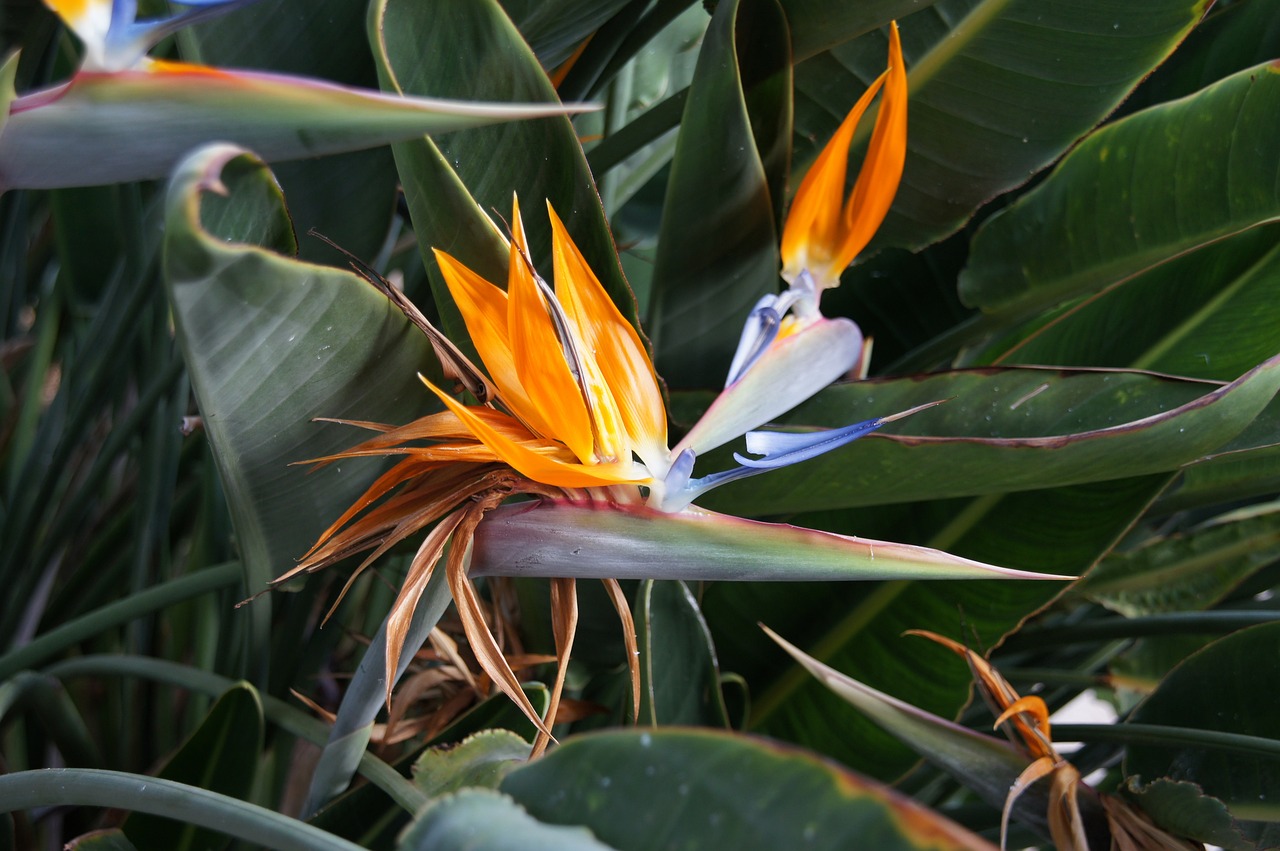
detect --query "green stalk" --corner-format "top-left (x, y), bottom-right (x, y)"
top-left (0, 769), bottom-right (364, 851)
top-left (0, 562), bottom-right (241, 680)
top-left (1054, 722), bottom-right (1280, 759)
top-left (1007, 609), bottom-right (1280, 647)
top-left (46, 655), bottom-right (427, 814)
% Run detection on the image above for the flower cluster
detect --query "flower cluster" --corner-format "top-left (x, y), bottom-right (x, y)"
top-left (272, 23), bottom-right (914, 750)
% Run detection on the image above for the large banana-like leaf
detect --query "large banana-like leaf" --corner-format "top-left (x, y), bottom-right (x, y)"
top-left (162, 144), bottom-right (434, 664)
top-left (1076, 501), bottom-right (1280, 616)
top-left (792, 0), bottom-right (1212, 251)
top-left (180, 0), bottom-right (401, 261)
top-left (368, 0), bottom-right (636, 359)
top-left (961, 62), bottom-right (1280, 317)
top-left (781, 0), bottom-right (941, 62)
top-left (648, 0), bottom-right (791, 388)
top-left (693, 357), bottom-right (1280, 517)
top-left (500, 0), bottom-right (635, 67)
top-left (976, 227), bottom-right (1280, 382)
top-left (706, 474), bottom-right (1169, 778)
top-left (501, 728), bottom-right (999, 850)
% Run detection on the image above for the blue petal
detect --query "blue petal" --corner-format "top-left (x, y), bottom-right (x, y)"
top-left (733, 418), bottom-right (883, 469)
top-left (107, 0), bottom-right (262, 66)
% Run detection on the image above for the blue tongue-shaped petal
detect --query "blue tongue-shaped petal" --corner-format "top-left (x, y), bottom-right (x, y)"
top-left (656, 400), bottom-right (943, 512)
top-left (734, 417), bottom-right (887, 468)
top-left (102, 0), bottom-right (261, 71)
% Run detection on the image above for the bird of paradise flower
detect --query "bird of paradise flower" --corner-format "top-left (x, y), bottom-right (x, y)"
top-left (274, 22), bottom-right (1064, 755)
top-left (2, 0), bottom-right (576, 193)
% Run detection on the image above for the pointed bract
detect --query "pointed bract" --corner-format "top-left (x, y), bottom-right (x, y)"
top-left (780, 22), bottom-right (907, 291)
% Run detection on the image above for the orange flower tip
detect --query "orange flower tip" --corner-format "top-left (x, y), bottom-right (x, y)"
top-left (779, 20), bottom-right (908, 295)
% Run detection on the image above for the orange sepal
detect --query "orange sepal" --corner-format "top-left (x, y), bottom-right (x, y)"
top-left (547, 204), bottom-right (667, 465)
top-left (504, 201), bottom-right (595, 464)
top-left (420, 375), bottom-right (647, 489)
top-left (780, 21), bottom-right (908, 287)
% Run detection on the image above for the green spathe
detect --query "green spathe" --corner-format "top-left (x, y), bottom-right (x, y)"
top-left (468, 498), bottom-right (1069, 582)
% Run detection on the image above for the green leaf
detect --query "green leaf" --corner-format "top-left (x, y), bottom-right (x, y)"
top-left (0, 770), bottom-right (364, 851)
top-left (1165, 443), bottom-right (1280, 514)
top-left (696, 357), bottom-right (1280, 516)
top-left (412, 730), bottom-right (531, 799)
top-left (162, 144), bottom-right (434, 657)
top-left (501, 0), bottom-right (636, 68)
top-left (763, 627), bottom-right (1058, 836)
top-left (1077, 501), bottom-right (1280, 616)
top-left (400, 789), bottom-right (617, 851)
top-left (714, 475), bottom-right (1166, 779)
top-left (368, 0), bottom-right (635, 337)
top-left (181, 0), bottom-right (401, 261)
top-left (123, 683), bottom-right (264, 851)
top-left (960, 62), bottom-right (1280, 317)
top-left (1, 67), bottom-right (582, 193)
top-left (780, 0), bottom-right (940, 62)
top-left (0, 563), bottom-right (241, 682)
top-left (1125, 622), bottom-right (1280, 840)
top-left (636, 580), bottom-right (730, 727)
top-left (975, 226), bottom-right (1280, 382)
top-left (42, 654), bottom-right (423, 813)
top-left (304, 567), bottom-right (453, 816)
top-left (793, 0), bottom-right (1211, 251)
top-left (1124, 777), bottom-right (1254, 851)
top-left (426, 684), bottom-right (551, 747)
top-left (649, 0), bottom-right (790, 387)
top-left (1126, 0), bottom-right (1280, 110)
top-left (500, 728), bottom-right (997, 850)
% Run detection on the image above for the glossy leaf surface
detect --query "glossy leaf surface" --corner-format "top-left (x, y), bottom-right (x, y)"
top-left (162, 145), bottom-right (433, 657)
top-left (649, 0), bottom-right (790, 387)
top-left (961, 62), bottom-right (1280, 317)
top-left (502, 729), bottom-right (998, 850)
top-left (793, 0), bottom-right (1212, 251)
top-left (697, 357), bottom-right (1280, 516)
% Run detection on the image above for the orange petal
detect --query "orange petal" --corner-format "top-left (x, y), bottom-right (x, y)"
top-left (547, 204), bottom-right (668, 467)
top-left (504, 200), bottom-right (595, 463)
top-left (420, 376), bottom-right (647, 489)
top-left (994, 694), bottom-right (1050, 730)
top-left (432, 248), bottom-right (554, 436)
top-left (836, 21), bottom-right (908, 272)
top-left (780, 71), bottom-right (887, 284)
